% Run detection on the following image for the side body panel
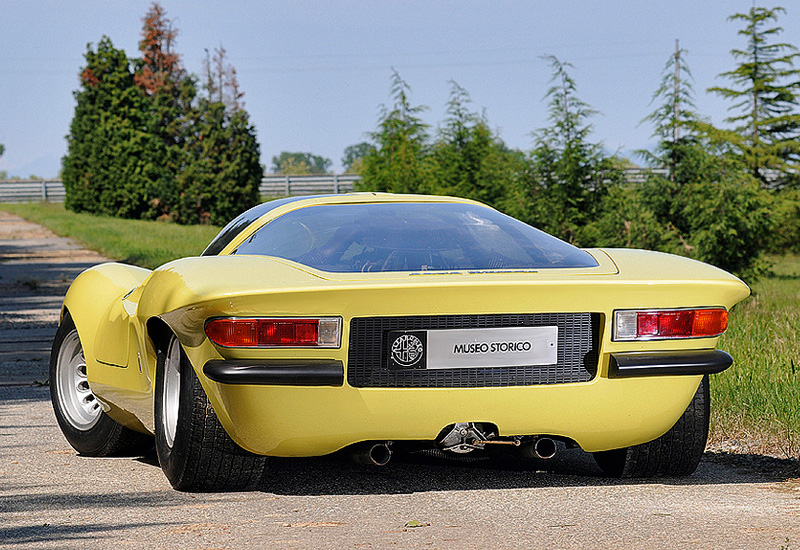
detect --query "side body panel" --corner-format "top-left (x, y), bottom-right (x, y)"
top-left (62, 263), bottom-right (153, 432)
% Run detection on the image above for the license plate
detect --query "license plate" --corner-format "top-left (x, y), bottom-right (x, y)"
top-left (387, 326), bottom-right (558, 370)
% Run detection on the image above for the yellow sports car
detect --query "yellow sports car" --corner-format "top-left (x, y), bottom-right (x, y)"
top-left (50, 193), bottom-right (750, 491)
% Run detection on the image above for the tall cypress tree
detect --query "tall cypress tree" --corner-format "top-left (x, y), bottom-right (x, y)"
top-left (62, 37), bottom-right (162, 217)
top-left (63, 2), bottom-right (263, 224)
top-left (133, 2), bottom-right (197, 219)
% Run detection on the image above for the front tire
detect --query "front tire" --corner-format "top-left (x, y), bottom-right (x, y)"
top-left (50, 312), bottom-right (151, 456)
top-left (154, 335), bottom-right (267, 491)
top-left (593, 375), bottom-right (710, 478)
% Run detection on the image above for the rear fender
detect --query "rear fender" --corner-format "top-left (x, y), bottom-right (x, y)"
top-left (62, 263), bottom-right (152, 415)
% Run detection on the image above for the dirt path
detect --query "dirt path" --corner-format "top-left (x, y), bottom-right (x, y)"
top-left (0, 210), bottom-right (108, 385)
top-left (0, 210), bottom-right (798, 549)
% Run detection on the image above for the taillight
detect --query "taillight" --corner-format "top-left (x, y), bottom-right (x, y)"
top-left (613, 308), bottom-right (728, 341)
top-left (205, 317), bottom-right (341, 348)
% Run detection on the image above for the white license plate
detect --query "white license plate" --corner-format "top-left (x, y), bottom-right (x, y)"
top-left (425, 326), bottom-right (558, 369)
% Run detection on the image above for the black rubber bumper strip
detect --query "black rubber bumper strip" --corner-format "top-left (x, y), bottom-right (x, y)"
top-left (203, 360), bottom-right (344, 386)
top-left (609, 349), bottom-right (733, 378)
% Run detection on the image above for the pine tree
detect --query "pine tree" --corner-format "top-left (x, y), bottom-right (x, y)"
top-left (708, 6), bottom-right (800, 184)
top-left (642, 41), bottom-right (700, 147)
top-left (528, 56), bottom-right (621, 244)
top-left (359, 70), bottom-right (431, 193)
top-left (635, 42), bottom-right (704, 229)
top-left (629, 42), bottom-right (775, 281)
top-left (429, 81), bottom-right (522, 206)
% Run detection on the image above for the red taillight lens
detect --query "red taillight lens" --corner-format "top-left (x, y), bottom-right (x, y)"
top-left (205, 318), bottom-right (341, 348)
top-left (615, 308), bottom-right (728, 341)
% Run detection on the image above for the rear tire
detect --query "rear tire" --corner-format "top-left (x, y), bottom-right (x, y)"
top-left (154, 335), bottom-right (267, 491)
top-left (50, 312), bottom-right (151, 456)
top-left (593, 375), bottom-right (710, 478)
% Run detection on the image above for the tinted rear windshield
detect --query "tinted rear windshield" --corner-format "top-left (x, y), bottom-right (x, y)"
top-left (202, 196), bottom-right (313, 256)
top-left (233, 202), bottom-right (599, 272)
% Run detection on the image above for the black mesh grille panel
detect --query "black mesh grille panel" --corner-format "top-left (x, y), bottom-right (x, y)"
top-left (347, 313), bottom-right (600, 388)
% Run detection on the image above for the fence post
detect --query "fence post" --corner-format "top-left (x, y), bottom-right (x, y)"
top-left (333, 174), bottom-right (339, 194)
top-left (41, 180), bottom-right (47, 202)
top-left (285, 175), bottom-right (290, 196)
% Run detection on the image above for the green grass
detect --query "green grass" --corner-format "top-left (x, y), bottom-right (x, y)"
top-left (713, 254), bottom-right (800, 458)
top-left (0, 202), bottom-right (219, 269)
top-left (2, 202), bottom-right (798, 457)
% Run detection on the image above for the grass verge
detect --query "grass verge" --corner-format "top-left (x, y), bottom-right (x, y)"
top-left (0, 202), bottom-right (218, 269)
top-left (712, 254), bottom-right (800, 459)
top-left (2, 202), bottom-right (798, 458)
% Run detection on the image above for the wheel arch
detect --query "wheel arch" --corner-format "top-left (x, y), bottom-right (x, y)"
top-left (145, 316), bottom-right (254, 458)
top-left (146, 316), bottom-right (174, 358)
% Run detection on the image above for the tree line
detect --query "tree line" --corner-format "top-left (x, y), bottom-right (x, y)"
top-left (61, 4), bottom-right (800, 281)
top-left (352, 6), bottom-right (799, 281)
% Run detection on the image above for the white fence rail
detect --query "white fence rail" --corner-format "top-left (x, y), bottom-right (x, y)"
top-left (259, 174), bottom-right (360, 196)
top-left (0, 170), bottom-right (664, 203)
top-left (0, 180), bottom-right (66, 203)
top-left (0, 175), bottom-right (362, 203)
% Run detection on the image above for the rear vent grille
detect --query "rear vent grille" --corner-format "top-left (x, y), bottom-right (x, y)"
top-left (347, 313), bottom-right (600, 388)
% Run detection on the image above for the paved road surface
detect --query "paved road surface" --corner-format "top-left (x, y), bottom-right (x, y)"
top-left (1, 210), bottom-right (798, 549)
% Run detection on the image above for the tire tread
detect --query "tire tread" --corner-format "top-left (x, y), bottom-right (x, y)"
top-left (157, 338), bottom-right (266, 492)
top-left (594, 375), bottom-right (710, 478)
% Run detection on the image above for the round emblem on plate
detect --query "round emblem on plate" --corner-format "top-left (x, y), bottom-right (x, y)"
top-left (391, 334), bottom-right (424, 367)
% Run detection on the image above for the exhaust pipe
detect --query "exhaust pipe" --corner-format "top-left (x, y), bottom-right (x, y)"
top-left (352, 442), bottom-right (392, 466)
top-left (520, 437), bottom-right (558, 460)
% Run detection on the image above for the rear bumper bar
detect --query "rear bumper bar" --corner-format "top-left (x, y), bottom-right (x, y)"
top-left (609, 349), bottom-right (732, 378)
top-left (203, 359), bottom-right (344, 386)
top-left (204, 349), bottom-right (730, 385)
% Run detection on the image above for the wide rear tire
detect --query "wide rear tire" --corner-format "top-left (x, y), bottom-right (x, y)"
top-left (593, 375), bottom-right (710, 478)
top-left (50, 312), bottom-right (151, 456)
top-left (154, 335), bottom-right (267, 491)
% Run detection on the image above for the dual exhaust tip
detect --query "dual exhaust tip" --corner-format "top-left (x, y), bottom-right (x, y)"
top-left (350, 436), bottom-right (558, 466)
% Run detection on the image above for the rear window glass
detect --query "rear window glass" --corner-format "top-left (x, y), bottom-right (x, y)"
top-left (233, 203), bottom-right (599, 272)
top-left (202, 196), bottom-right (317, 256)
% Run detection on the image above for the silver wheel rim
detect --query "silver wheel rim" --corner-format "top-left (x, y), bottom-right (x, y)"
top-left (56, 330), bottom-right (102, 429)
top-left (162, 338), bottom-right (181, 448)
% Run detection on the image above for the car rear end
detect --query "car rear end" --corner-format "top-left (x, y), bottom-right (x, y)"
top-left (158, 249), bottom-right (749, 458)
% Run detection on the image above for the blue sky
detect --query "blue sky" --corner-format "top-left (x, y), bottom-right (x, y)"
top-left (1, 1), bottom-right (795, 177)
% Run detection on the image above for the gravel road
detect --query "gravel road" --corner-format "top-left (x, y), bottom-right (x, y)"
top-left (1, 209), bottom-right (798, 549)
